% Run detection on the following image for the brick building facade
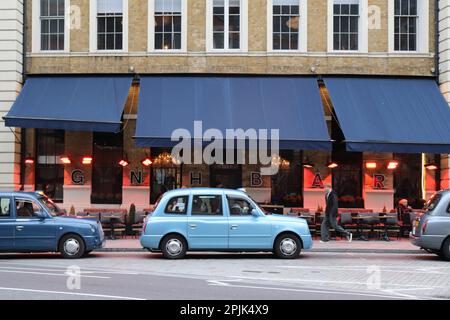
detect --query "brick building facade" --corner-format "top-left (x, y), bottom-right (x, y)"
top-left (2, 0), bottom-right (449, 213)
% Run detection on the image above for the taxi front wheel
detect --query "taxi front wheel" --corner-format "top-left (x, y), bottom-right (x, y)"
top-left (274, 234), bottom-right (302, 259)
top-left (59, 234), bottom-right (86, 259)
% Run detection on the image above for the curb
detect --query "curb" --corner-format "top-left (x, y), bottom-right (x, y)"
top-left (96, 248), bottom-right (424, 254)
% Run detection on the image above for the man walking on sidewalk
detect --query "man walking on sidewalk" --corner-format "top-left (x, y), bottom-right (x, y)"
top-left (320, 184), bottom-right (352, 243)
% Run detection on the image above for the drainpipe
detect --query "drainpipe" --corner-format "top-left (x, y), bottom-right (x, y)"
top-left (19, 0), bottom-right (28, 191)
top-left (435, 0), bottom-right (440, 83)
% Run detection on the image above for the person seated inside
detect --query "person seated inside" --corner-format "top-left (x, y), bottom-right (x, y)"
top-left (397, 199), bottom-right (412, 225)
top-left (16, 201), bottom-right (33, 218)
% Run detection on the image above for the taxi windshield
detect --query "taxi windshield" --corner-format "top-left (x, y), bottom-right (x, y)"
top-left (38, 196), bottom-right (64, 217)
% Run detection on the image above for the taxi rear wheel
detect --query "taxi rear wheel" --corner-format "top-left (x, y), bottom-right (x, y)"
top-left (161, 234), bottom-right (187, 259)
top-left (274, 233), bottom-right (302, 259)
top-left (441, 238), bottom-right (450, 261)
top-left (59, 234), bottom-right (85, 259)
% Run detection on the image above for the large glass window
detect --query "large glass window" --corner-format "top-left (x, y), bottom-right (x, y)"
top-left (154, 0), bottom-right (182, 50)
top-left (91, 132), bottom-right (124, 204)
top-left (394, 0), bottom-right (417, 51)
top-left (150, 148), bottom-right (182, 204)
top-left (40, 0), bottom-right (65, 51)
top-left (97, 0), bottom-right (123, 50)
top-left (212, 0), bottom-right (241, 50)
top-left (272, 0), bottom-right (300, 50)
top-left (333, 0), bottom-right (359, 51)
top-left (271, 150), bottom-right (303, 207)
top-left (394, 153), bottom-right (423, 209)
top-left (331, 120), bottom-right (364, 208)
top-left (35, 129), bottom-right (65, 203)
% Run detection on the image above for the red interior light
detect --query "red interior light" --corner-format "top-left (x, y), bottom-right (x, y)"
top-left (24, 157), bottom-right (35, 165)
top-left (60, 156), bottom-right (71, 164)
top-left (425, 163), bottom-right (438, 170)
top-left (365, 162), bottom-right (377, 169)
top-left (141, 158), bottom-right (153, 167)
top-left (119, 159), bottom-right (129, 167)
top-left (387, 161), bottom-right (399, 170)
top-left (82, 156), bottom-right (93, 165)
top-left (327, 162), bottom-right (338, 169)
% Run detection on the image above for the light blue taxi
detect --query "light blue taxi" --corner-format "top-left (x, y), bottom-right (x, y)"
top-left (140, 188), bottom-right (312, 259)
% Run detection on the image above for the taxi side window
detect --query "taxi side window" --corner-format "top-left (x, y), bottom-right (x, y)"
top-left (227, 197), bottom-right (253, 216)
top-left (192, 195), bottom-right (223, 216)
top-left (164, 196), bottom-right (188, 215)
top-left (0, 198), bottom-right (11, 218)
top-left (15, 199), bottom-right (41, 218)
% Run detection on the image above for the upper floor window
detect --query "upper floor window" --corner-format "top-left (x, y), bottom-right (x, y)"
top-left (40, 0), bottom-right (65, 51)
top-left (394, 0), bottom-right (417, 51)
top-left (154, 0), bottom-right (183, 50)
top-left (213, 0), bottom-right (240, 50)
top-left (333, 0), bottom-right (359, 51)
top-left (267, 0), bottom-right (306, 52)
top-left (272, 0), bottom-right (300, 50)
top-left (90, 0), bottom-right (128, 52)
top-left (97, 0), bottom-right (123, 50)
top-left (389, 0), bottom-right (428, 53)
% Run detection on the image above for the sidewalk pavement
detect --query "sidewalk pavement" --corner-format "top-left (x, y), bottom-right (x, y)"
top-left (99, 238), bottom-right (422, 254)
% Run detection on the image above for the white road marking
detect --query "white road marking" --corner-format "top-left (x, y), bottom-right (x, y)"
top-left (226, 275), bottom-right (440, 289)
top-left (0, 266), bottom-right (139, 275)
top-left (0, 269), bottom-right (110, 279)
top-left (0, 287), bottom-right (145, 300)
top-left (207, 280), bottom-right (412, 300)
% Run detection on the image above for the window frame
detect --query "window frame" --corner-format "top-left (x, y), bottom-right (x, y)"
top-left (14, 198), bottom-right (44, 220)
top-left (148, 0), bottom-right (188, 53)
top-left (164, 195), bottom-right (189, 215)
top-left (0, 197), bottom-right (12, 219)
top-left (191, 194), bottom-right (224, 216)
top-left (206, 0), bottom-right (248, 53)
top-left (327, 0), bottom-right (368, 53)
top-left (267, 0), bottom-right (307, 53)
top-left (388, 0), bottom-right (429, 54)
top-left (35, 129), bottom-right (65, 203)
top-left (89, 0), bottom-right (129, 53)
top-left (32, 0), bottom-right (71, 53)
top-left (226, 195), bottom-right (254, 216)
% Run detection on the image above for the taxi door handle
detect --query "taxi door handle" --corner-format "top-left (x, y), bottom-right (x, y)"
top-left (189, 224), bottom-right (197, 229)
top-left (16, 226), bottom-right (24, 231)
top-left (230, 225), bottom-right (239, 230)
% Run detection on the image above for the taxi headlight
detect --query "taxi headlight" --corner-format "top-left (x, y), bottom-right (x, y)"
top-left (90, 225), bottom-right (96, 233)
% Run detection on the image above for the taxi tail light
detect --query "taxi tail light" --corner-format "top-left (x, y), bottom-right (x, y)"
top-left (422, 220), bottom-right (429, 235)
top-left (143, 221), bottom-right (148, 234)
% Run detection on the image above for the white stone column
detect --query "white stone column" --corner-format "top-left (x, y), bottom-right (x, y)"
top-left (0, 0), bottom-right (23, 191)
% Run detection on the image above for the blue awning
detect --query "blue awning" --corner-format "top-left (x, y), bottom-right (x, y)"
top-left (324, 77), bottom-right (450, 153)
top-left (3, 76), bottom-right (133, 132)
top-left (135, 76), bottom-right (331, 150)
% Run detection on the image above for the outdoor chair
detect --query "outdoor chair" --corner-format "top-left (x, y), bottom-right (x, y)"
top-left (399, 212), bottom-right (413, 238)
top-left (384, 214), bottom-right (401, 240)
top-left (340, 212), bottom-right (358, 234)
top-left (131, 213), bottom-right (147, 237)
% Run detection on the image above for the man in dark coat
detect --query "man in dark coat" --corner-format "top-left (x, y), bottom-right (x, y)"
top-left (320, 184), bottom-right (352, 243)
